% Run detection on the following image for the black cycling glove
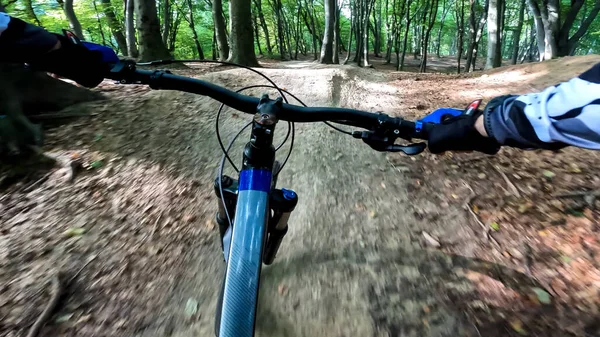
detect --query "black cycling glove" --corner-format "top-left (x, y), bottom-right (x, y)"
top-left (28, 33), bottom-right (108, 88)
top-left (427, 101), bottom-right (501, 154)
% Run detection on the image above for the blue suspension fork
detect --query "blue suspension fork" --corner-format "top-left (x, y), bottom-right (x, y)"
top-left (216, 96), bottom-right (281, 337)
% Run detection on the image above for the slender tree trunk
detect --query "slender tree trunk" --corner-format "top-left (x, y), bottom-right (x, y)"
top-left (436, 0), bottom-right (450, 57)
top-left (420, 0), bottom-right (439, 72)
top-left (343, 4), bottom-right (354, 64)
top-left (302, 0), bottom-right (319, 59)
top-left (126, 0), bottom-right (139, 57)
top-left (57, 0), bottom-right (84, 38)
top-left (92, 0), bottom-right (108, 45)
top-left (185, 0), bottom-right (204, 59)
top-left (455, 0), bottom-right (465, 73)
top-left (213, 0), bottom-right (230, 61)
top-left (23, 0), bottom-right (42, 26)
top-left (282, 9), bottom-right (294, 59)
top-left (320, 0), bottom-right (335, 63)
top-left (400, 0), bottom-right (412, 70)
top-left (100, 0), bottom-right (128, 56)
top-left (254, 0), bottom-right (272, 55)
top-left (464, 0), bottom-right (476, 72)
top-left (229, 0), bottom-right (259, 65)
top-left (168, 9), bottom-right (181, 52)
top-left (384, 0), bottom-right (392, 63)
top-left (526, 0), bottom-right (545, 60)
top-left (485, 0), bottom-right (501, 68)
top-left (511, 0), bottom-right (525, 64)
top-left (294, 2), bottom-right (302, 59)
top-left (162, 0), bottom-right (170, 45)
top-left (253, 13), bottom-right (263, 55)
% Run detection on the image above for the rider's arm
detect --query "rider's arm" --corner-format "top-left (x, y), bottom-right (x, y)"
top-left (0, 12), bottom-right (61, 62)
top-left (479, 63), bottom-right (600, 150)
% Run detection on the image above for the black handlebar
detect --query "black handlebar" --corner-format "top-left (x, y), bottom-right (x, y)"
top-left (106, 62), bottom-right (433, 151)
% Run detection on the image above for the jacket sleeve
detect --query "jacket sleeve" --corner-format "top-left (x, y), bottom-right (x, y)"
top-left (0, 12), bottom-right (59, 62)
top-left (484, 63), bottom-right (600, 150)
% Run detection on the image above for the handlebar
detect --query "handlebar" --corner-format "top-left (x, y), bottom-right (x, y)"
top-left (106, 62), bottom-right (433, 153)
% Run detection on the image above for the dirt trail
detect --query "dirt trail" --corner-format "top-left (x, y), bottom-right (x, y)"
top-left (2, 55), bottom-right (600, 337)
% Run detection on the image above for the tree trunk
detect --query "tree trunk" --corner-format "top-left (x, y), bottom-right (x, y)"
top-left (126, 0), bottom-right (139, 57)
top-left (252, 13), bottom-right (263, 55)
top-left (57, 0), bottom-right (84, 38)
top-left (228, 0), bottom-right (259, 65)
top-left (485, 0), bottom-right (501, 69)
top-left (526, 0), bottom-right (545, 60)
top-left (399, 0), bottom-right (411, 70)
top-left (435, 0), bottom-right (450, 57)
top-left (100, 0), bottom-right (128, 56)
top-left (185, 0), bottom-right (204, 59)
top-left (23, 0), bottom-right (42, 26)
top-left (419, 0), bottom-right (439, 72)
top-left (92, 0), bottom-right (108, 45)
top-left (557, 0), bottom-right (600, 56)
top-left (455, 0), bottom-right (465, 73)
top-left (302, 0), bottom-right (319, 59)
top-left (343, 4), bottom-right (354, 64)
top-left (135, 0), bottom-right (171, 61)
top-left (254, 0), bottom-right (272, 55)
top-left (511, 0), bottom-right (525, 64)
top-left (213, 0), bottom-right (230, 61)
top-left (320, 0), bottom-right (335, 63)
top-left (332, 0), bottom-right (340, 64)
top-left (282, 8), bottom-right (294, 59)
top-left (168, 9), bottom-right (181, 52)
top-left (162, 0), bottom-right (170, 45)
top-left (294, 2), bottom-right (302, 59)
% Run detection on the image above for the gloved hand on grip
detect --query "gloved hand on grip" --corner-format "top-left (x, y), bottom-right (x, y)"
top-left (426, 100), bottom-right (501, 155)
top-left (28, 32), bottom-right (110, 88)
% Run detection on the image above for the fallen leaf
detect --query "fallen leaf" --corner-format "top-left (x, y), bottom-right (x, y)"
top-left (568, 164), bottom-right (581, 173)
top-left (490, 222), bottom-right (500, 231)
top-left (422, 231), bottom-right (441, 248)
top-left (90, 160), bottom-right (104, 169)
top-left (380, 182), bottom-right (386, 189)
top-left (472, 205), bottom-right (479, 214)
top-left (184, 298), bottom-right (198, 318)
top-left (369, 210), bottom-right (377, 218)
top-left (64, 227), bottom-right (86, 237)
top-left (451, 194), bottom-right (458, 199)
top-left (510, 318), bottom-right (528, 335)
top-left (542, 170), bottom-right (555, 179)
top-left (518, 202), bottom-right (532, 214)
top-left (478, 173), bottom-right (486, 179)
top-left (422, 305), bottom-right (430, 314)
top-left (55, 313), bottom-right (73, 323)
top-left (278, 283), bottom-right (288, 296)
top-left (538, 229), bottom-right (548, 237)
top-left (560, 255), bottom-right (572, 264)
top-left (531, 287), bottom-right (551, 305)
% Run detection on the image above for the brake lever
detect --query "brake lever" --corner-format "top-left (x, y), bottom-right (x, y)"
top-left (352, 131), bottom-right (426, 155)
top-left (386, 143), bottom-right (426, 155)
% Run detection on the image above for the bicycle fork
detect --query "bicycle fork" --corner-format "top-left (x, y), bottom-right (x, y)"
top-left (213, 176), bottom-right (298, 265)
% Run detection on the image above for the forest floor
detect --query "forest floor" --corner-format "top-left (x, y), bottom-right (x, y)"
top-left (2, 54), bottom-right (600, 337)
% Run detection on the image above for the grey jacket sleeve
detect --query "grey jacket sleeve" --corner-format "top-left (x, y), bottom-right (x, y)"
top-left (484, 63), bottom-right (600, 150)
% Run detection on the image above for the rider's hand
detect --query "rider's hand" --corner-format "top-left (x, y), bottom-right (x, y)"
top-left (28, 34), bottom-right (107, 88)
top-left (427, 104), bottom-right (500, 154)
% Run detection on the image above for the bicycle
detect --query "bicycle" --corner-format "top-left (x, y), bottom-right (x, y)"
top-left (105, 57), bottom-right (444, 337)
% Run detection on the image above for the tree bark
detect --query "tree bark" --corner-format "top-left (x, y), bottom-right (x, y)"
top-left (511, 0), bottom-right (525, 64)
top-left (252, 13), bottom-right (263, 55)
top-left (254, 0), bottom-right (272, 55)
top-left (419, 0), bottom-right (439, 72)
top-left (332, 0), bottom-right (341, 63)
top-left (435, 0), bottom-right (451, 57)
top-left (301, 0), bottom-right (319, 59)
top-left (343, 2), bottom-right (354, 64)
top-left (485, 0), bottom-right (501, 69)
top-left (57, 0), bottom-right (84, 38)
top-left (100, 0), bottom-right (128, 56)
top-left (126, 0), bottom-right (139, 57)
top-left (526, 0), bottom-right (545, 60)
top-left (213, 0), bottom-right (230, 61)
top-left (400, 0), bottom-right (412, 70)
top-left (162, 0), bottom-right (171, 45)
top-left (228, 0), bottom-right (259, 65)
top-left (320, 0), bottom-right (335, 63)
top-left (135, 0), bottom-right (171, 61)
top-left (92, 0), bottom-right (108, 45)
top-left (184, 0), bottom-right (204, 59)
top-left (455, 0), bottom-right (465, 73)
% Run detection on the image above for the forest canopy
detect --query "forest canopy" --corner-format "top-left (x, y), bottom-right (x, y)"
top-left (2, 0), bottom-right (599, 70)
